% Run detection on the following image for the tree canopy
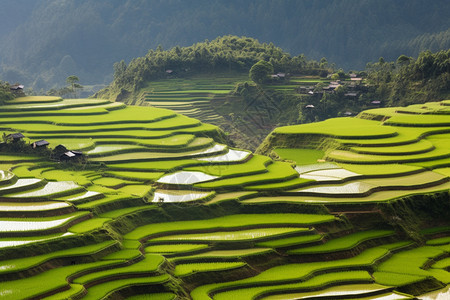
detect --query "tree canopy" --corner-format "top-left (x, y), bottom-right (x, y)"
top-left (249, 60), bottom-right (274, 84)
top-left (0, 81), bottom-right (14, 104)
top-left (365, 49), bottom-right (450, 106)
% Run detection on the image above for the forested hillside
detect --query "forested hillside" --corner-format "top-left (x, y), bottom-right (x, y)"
top-left (365, 50), bottom-right (450, 106)
top-left (0, 0), bottom-right (449, 90)
top-left (96, 36), bottom-right (327, 102)
top-left (94, 36), bottom-right (450, 150)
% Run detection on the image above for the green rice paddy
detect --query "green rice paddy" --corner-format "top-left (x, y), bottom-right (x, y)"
top-left (0, 96), bottom-right (448, 299)
top-left (125, 213), bottom-right (334, 241)
top-left (210, 271), bottom-right (374, 300)
top-left (288, 230), bottom-right (394, 254)
top-left (174, 262), bottom-right (247, 277)
top-left (194, 161), bottom-right (299, 190)
top-left (145, 244), bottom-right (209, 254)
top-left (273, 118), bottom-right (397, 137)
top-left (141, 73), bottom-right (247, 125)
top-left (273, 148), bottom-right (325, 165)
top-left (0, 241), bottom-right (117, 274)
top-left (150, 227), bottom-right (309, 242)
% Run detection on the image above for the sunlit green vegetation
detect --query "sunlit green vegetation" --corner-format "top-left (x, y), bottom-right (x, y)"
top-left (125, 213), bottom-right (334, 241)
top-left (288, 230), bottom-right (394, 254)
top-left (0, 260), bottom-right (125, 299)
top-left (73, 255), bottom-right (165, 285)
top-left (184, 155), bottom-right (271, 177)
top-left (145, 244), bottom-right (209, 254)
top-left (81, 274), bottom-right (170, 300)
top-left (174, 262), bottom-right (246, 277)
top-left (210, 271), bottom-right (374, 300)
top-left (377, 246), bottom-right (450, 283)
top-left (0, 96), bottom-right (448, 300)
top-left (273, 148), bottom-right (325, 165)
top-left (0, 241), bottom-right (117, 274)
top-left (273, 118), bottom-right (397, 137)
top-left (194, 161), bottom-right (298, 190)
top-left (192, 246), bottom-right (390, 297)
top-left (256, 234), bottom-right (323, 248)
top-left (150, 227), bottom-right (308, 242)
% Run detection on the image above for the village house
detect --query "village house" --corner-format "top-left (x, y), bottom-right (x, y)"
top-left (344, 92), bottom-right (358, 98)
top-left (59, 150), bottom-right (84, 162)
top-left (32, 140), bottom-right (49, 148)
top-left (60, 151), bottom-right (76, 161)
top-left (54, 144), bottom-right (68, 153)
top-left (6, 133), bottom-right (25, 142)
top-left (271, 72), bottom-right (286, 80)
top-left (9, 84), bottom-right (25, 97)
top-left (10, 84), bottom-right (24, 91)
top-left (371, 100), bottom-right (382, 106)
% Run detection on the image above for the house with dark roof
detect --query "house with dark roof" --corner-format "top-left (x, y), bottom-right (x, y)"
top-left (9, 84), bottom-right (25, 96)
top-left (6, 133), bottom-right (25, 142)
top-left (10, 84), bottom-right (24, 91)
top-left (32, 140), bottom-right (49, 148)
top-left (54, 144), bottom-right (68, 153)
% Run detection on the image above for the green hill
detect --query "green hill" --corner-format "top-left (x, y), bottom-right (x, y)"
top-left (95, 39), bottom-right (450, 151)
top-left (95, 36), bottom-right (326, 102)
top-left (0, 96), bottom-right (448, 299)
top-left (94, 36), bottom-right (330, 150)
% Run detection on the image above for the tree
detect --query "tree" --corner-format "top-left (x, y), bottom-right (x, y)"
top-left (397, 55), bottom-right (411, 66)
top-left (113, 60), bottom-right (127, 80)
top-left (249, 60), bottom-right (273, 84)
top-left (0, 81), bottom-right (14, 104)
top-left (65, 75), bottom-right (83, 97)
top-left (319, 57), bottom-right (328, 68)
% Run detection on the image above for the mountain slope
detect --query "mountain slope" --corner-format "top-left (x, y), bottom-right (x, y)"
top-left (0, 0), bottom-right (449, 90)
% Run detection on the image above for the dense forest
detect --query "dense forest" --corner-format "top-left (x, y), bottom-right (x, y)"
top-left (365, 50), bottom-right (450, 106)
top-left (0, 0), bottom-right (449, 91)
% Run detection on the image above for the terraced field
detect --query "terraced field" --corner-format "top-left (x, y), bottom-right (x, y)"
top-left (141, 73), bottom-right (246, 127)
top-left (139, 73), bottom-right (330, 151)
top-left (0, 96), bottom-right (448, 299)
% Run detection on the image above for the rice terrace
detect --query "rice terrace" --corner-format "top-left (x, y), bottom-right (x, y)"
top-left (0, 2), bottom-right (449, 298)
top-left (0, 91), bottom-right (447, 299)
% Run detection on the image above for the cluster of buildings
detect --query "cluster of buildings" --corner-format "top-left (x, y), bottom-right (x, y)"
top-left (2, 133), bottom-right (84, 162)
top-left (298, 74), bottom-right (364, 97)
